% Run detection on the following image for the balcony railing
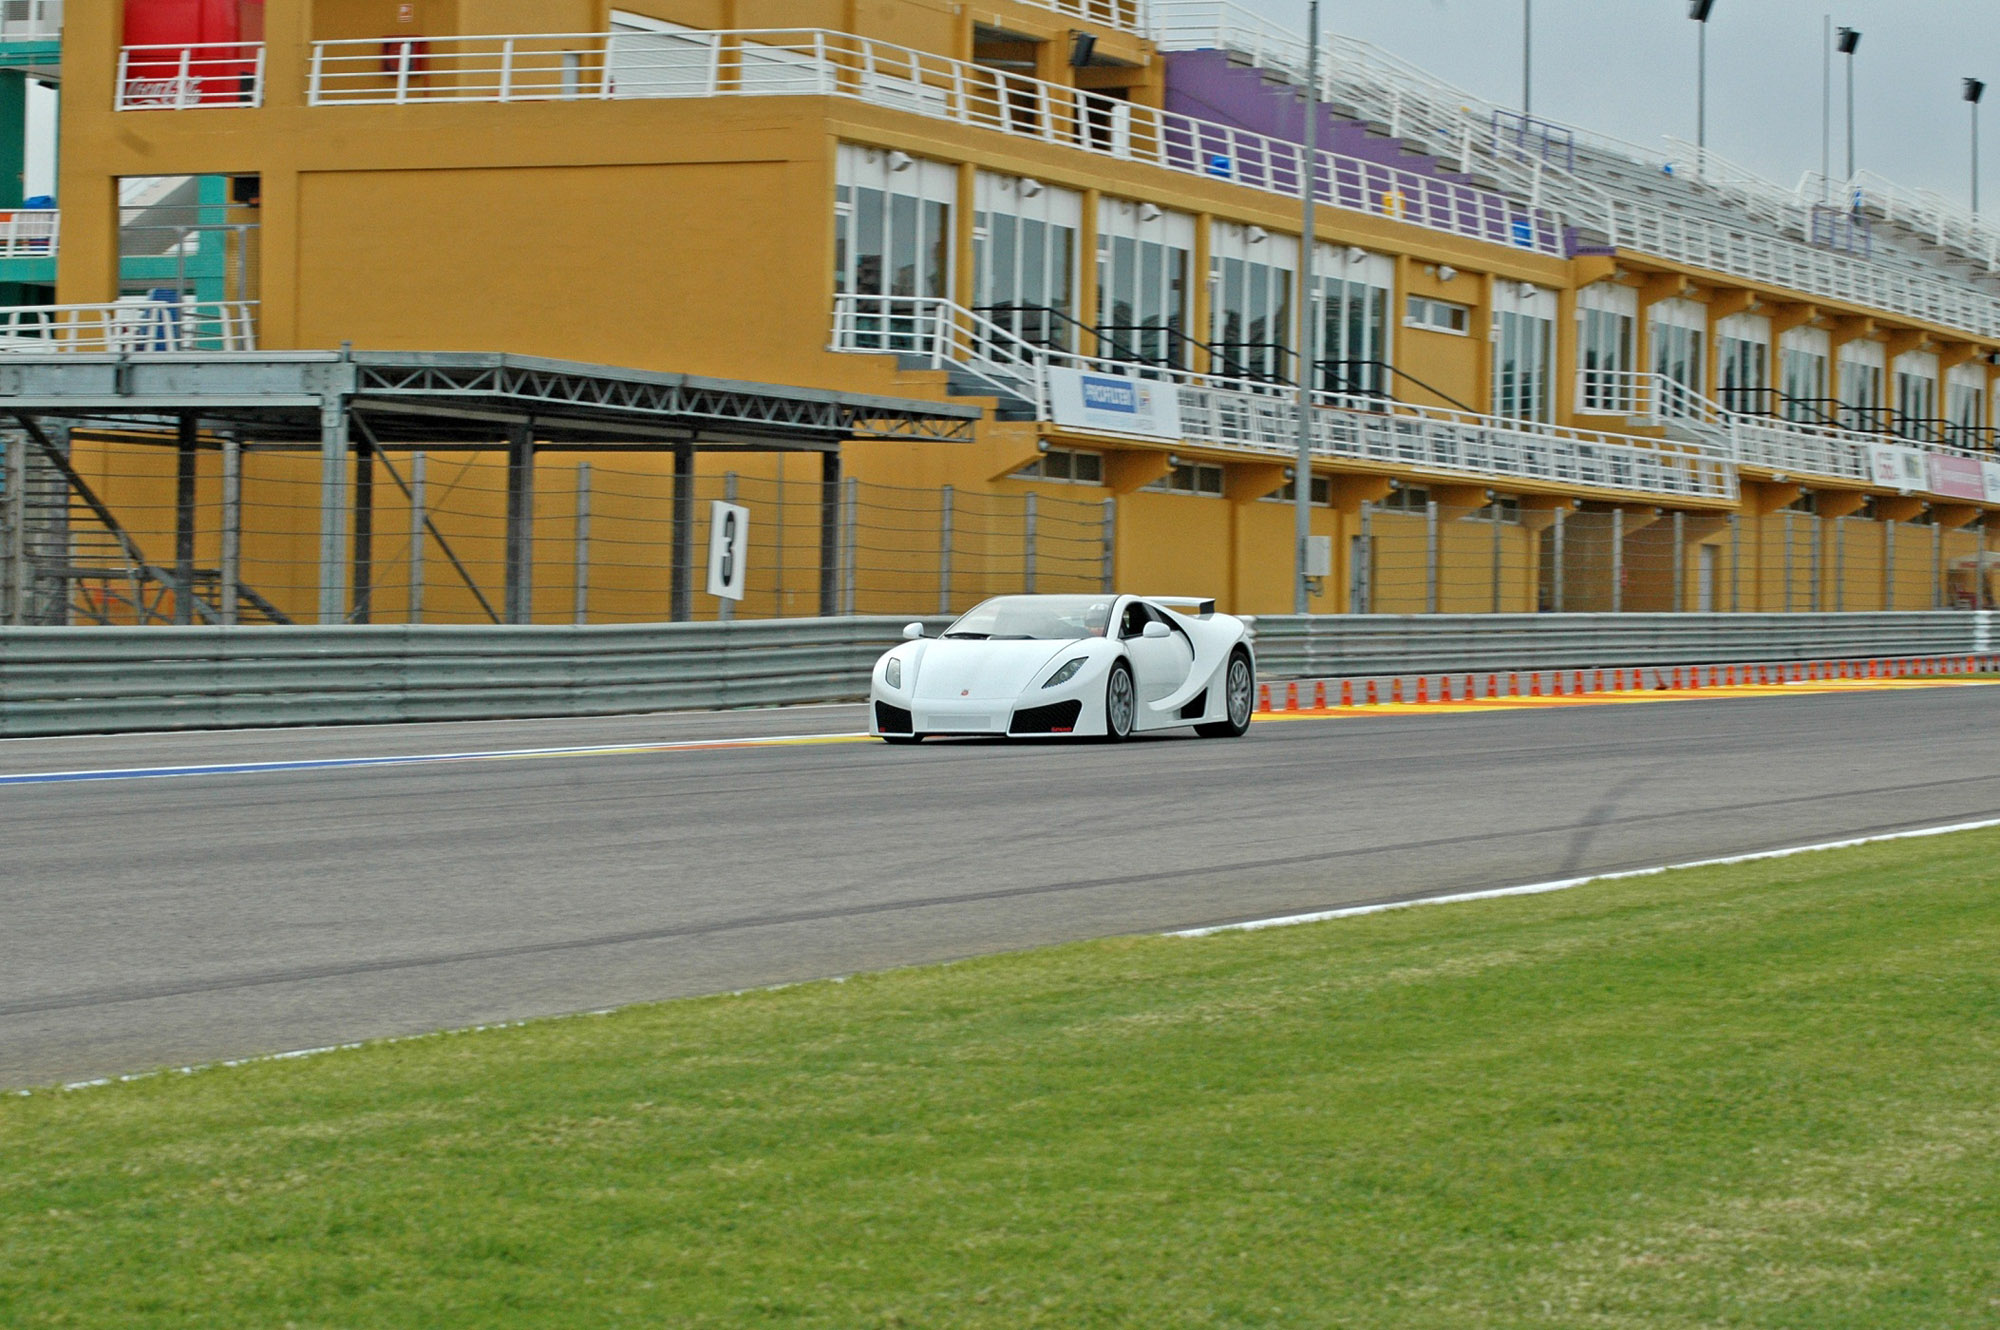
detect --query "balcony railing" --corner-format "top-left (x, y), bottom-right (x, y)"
top-left (0, 0), bottom-right (60, 42)
top-left (116, 43), bottom-right (266, 110)
top-left (306, 28), bottom-right (1564, 257)
top-left (1579, 369), bottom-right (1996, 495)
top-left (1016, 0), bottom-right (1149, 36)
top-left (833, 294), bottom-right (1735, 502)
top-left (0, 208), bottom-right (57, 258)
top-left (0, 300), bottom-right (259, 352)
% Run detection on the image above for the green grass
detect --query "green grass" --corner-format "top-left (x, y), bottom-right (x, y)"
top-left (7, 833), bottom-right (2000, 1329)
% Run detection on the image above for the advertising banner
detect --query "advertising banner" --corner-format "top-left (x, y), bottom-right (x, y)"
top-left (1868, 443), bottom-right (1926, 493)
top-left (1925, 452), bottom-right (1987, 501)
top-left (1046, 368), bottom-right (1185, 442)
top-left (1982, 460), bottom-right (2000, 504)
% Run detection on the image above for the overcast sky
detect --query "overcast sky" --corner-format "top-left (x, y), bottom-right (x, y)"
top-left (1250, 0), bottom-right (1998, 206)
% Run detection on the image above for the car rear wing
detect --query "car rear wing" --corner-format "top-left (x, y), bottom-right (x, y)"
top-left (1146, 596), bottom-right (1216, 618)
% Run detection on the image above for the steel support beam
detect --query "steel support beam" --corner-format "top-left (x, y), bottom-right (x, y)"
top-left (174, 413), bottom-right (198, 625)
top-left (671, 442), bottom-right (695, 622)
top-left (317, 397), bottom-right (350, 625)
top-left (819, 450), bottom-right (840, 618)
top-left (3, 430), bottom-right (25, 625)
top-left (219, 437), bottom-right (241, 627)
top-left (504, 424), bottom-right (535, 625)
top-left (353, 433), bottom-right (375, 624)
top-left (718, 471), bottom-right (736, 623)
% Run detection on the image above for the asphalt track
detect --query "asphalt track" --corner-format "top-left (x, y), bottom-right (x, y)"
top-left (4, 680), bottom-right (1998, 1090)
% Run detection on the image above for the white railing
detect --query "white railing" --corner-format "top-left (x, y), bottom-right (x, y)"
top-left (1579, 368), bottom-right (1999, 490)
top-left (1153, 0), bottom-right (2000, 341)
top-left (834, 295), bottom-right (1735, 501)
top-left (0, 208), bottom-right (56, 258)
top-left (0, 300), bottom-right (259, 352)
top-left (306, 28), bottom-right (1565, 257)
top-left (116, 42), bottom-right (266, 110)
top-left (1015, 0), bottom-right (1149, 36)
top-left (1801, 169), bottom-right (2000, 272)
top-left (0, 0), bottom-right (60, 41)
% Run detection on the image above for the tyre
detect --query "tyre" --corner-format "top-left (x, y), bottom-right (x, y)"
top-left (881, 734), bottom-right (924, 745)
top-left (1103, 661), bottom-right (1137, 741)
top-left (1196, 648), bottom-right (1254, 738)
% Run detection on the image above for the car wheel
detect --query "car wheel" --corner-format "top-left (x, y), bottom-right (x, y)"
top-left (881, 734), bottom-right (924, 745)
top-left (1104, 661), bottom-right (1137, 741)
top-left (1196, 649), bottom-right (1254, 738)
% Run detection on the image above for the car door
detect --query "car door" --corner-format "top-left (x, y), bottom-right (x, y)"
top-left (1120, 603), bottom-right (1195, 708)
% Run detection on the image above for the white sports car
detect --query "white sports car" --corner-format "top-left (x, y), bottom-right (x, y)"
top-left (869, 594), bottom-right (1255, 743)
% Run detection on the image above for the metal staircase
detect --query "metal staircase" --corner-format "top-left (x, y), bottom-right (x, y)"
top-left (0, 425), bottom-right (291, 626)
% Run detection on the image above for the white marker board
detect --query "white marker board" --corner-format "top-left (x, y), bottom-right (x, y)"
top-left (706, 500), bottom-right (749, 601)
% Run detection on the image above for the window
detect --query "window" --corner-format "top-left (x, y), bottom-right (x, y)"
top-left (1838, 342), bottom-right (1885, 430)
top-left (1014, 447), bottom-right (1103, 484)
top-left (1144, 462), bottom-right (1224, 496)
top-left (1493, 284), bottom-right (1556, 423)
top-left (1405, 295), bottom-right (1469, 335)
top-left (1379, 485), bottom-right (1430, 512)
top-left (1097, 198), bottom-right (1194, 370)
top-left (1471, 497), bottom-right (1521, 522)
top-left (1315, 245), bottom-right (1394, 397)
top-left (975, 172), bottom-right (1081, 352)
top-left (834, 144), bottom-right (953, 351)
top-left (1894, 352), bottom-right (1940, 441)
top-left (1578, 308), bottom-right (1635, 412)
top-left (1780, 326), bottom-right (1830, 424)
top-left (1210, 223), bottom-right (1297, 381)
top-left (1715, 312), bottom-right (1771, 415)
top-left (1650, 298), bottom-right (1706, 394)
top-left (1946, 366), bottom-right (1987, 447)
top-left (1260, 475), bottom-right (1332, 505)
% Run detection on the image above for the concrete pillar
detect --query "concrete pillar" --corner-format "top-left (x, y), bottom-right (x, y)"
top-left (818, 449), bottom-right (840, 618)
top-left (673, 442), bottom-right (695, 622)
top-left (173, 413), bottom-right (197, 624)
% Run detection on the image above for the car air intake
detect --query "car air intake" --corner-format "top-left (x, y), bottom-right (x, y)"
top-left (1009, 699), bottom-right (1083, 734)
top-left (875, 702), bottom-right (914, 733)
top-left (1178, 690), bottom-right (1209, 720)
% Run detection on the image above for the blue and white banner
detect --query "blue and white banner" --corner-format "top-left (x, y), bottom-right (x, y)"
top-left (1046, 368), bottom-right (1185, 442)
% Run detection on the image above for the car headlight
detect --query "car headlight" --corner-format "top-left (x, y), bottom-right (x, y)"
top-left (885, 657), bottom-right (902, 689)
top-left (1044, 657), bottom-right (1087, 688)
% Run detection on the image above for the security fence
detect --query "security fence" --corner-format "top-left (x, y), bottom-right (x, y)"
top-left (0, 436), bottom-right (1113, 627)
top-left (3, 433), bottom-right (1994, 627)
top-left (1349, 499), bottom-right (1997, 615)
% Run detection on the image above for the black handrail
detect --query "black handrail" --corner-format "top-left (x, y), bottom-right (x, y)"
top-left (1314, 357), bottom-right (1484, 417)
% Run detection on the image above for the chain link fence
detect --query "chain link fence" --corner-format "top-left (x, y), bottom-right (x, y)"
top-left (1349, 499), bottom-right (1996, 614)
top-left (0, 436), bottom-right (1114, 626)
top-left (3, 433), bottom-right (1994, 626)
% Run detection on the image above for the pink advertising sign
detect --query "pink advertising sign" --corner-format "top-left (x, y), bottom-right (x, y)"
top-left (1926, 453), bottom-right (1986, 500)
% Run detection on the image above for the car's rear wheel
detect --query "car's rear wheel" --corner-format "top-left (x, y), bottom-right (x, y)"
top-left (1197, 649), bottom-right (1254, 738)
top-left (881, 734), bottom-right (923, 745)
top-left (1104, 661), bottom-right (1136, 741)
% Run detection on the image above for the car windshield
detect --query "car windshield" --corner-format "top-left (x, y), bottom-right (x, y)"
top-left (942, 595), bottom-right (1113, 641)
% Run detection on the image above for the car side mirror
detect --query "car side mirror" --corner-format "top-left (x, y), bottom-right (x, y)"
top-left (903, 622), bottom-right (926, 640)
top-left (1142, 621), bottom-right (1171, 639)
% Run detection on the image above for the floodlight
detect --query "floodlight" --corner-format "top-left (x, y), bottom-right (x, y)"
top-left (1836, 27), bottom-right (1860, 54)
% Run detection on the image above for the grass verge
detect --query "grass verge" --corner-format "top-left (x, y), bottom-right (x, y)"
top-left (6, 831), bottom-right (2000, 1328)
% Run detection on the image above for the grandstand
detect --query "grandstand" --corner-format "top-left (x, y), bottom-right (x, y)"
top-left (0, 0), bottom-right (1995, 627)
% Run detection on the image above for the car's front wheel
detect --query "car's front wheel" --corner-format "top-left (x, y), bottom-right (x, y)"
top-left (1103, 661), bottom-right (1136, 741)
top-left (1196, 648), bottom-right (1254, 738)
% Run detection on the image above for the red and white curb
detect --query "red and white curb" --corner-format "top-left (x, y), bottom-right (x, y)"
top-left (1254, 653), bottom-right (2000, 713)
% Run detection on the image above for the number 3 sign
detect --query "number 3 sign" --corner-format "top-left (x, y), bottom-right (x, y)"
top-left (706, 500), bottom-right (749, 602)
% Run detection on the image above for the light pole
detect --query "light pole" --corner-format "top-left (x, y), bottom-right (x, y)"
top-left (1690, 0), bottom-right (1717, 169)
top-left (1293, 0), bottom-right (1319, 614)
top-left (1522, 0), bottom-right (1532, 116)
top-left (1966, 78), bottom-right (1986, 215)
top-left (1820, 15), bottom-right (1831, 197)
top-left (1838, 27), bottom-right (1861, 181)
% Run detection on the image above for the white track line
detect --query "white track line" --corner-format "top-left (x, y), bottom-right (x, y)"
top-left (1170, 815), bottom-right (2000, 937)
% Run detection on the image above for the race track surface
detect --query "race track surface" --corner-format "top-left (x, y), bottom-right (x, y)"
top-left (4, 683), bottom-right (1997, 1089)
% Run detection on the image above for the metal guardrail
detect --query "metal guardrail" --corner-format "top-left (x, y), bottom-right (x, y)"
top-left (1246, 611), bottom-right (1995, 679)
top-left (0, 616), bottom-right (954, 737)
top-left (1, 611), bottom-right (1991, 737)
